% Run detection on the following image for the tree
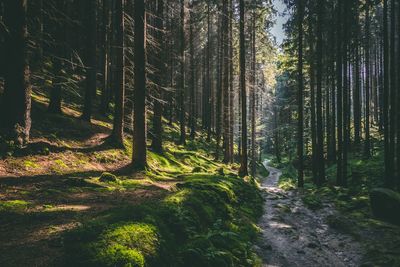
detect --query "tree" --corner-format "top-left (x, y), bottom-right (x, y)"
top-left (229, 0), bottom-right (235, 163)
top-left (81, 0), bottom-right (97, 122)
top-left (383, 0), bottom-right (391, 187)
top-left (48, 1), bottom-right (67, 115)
top-left (336, 0), bottom-right (344, 186)
top-left (238, 0), bottom-right (248, 177)
top-left (223, 0), bottom-right (231, 163)
top-left (132, 0), bottom-right (147, 169)
top-left (111, 0), bottom-right (125, 146)
top-left (151, 0), bottom-right (165, 153)
top-left (315, 0), bottom-right (325, 185)
top-left (250, 11), bottom-right (257, 176)
top-left (388, 0), bottom-right (396, 185)
top-left (297, 0), bottom-right (304, 188)
top-left (189, 0), bottom-right (196, 139)
top-left (364, 0), bottom-right (371, 158)
top-left (0, 0), bottom-right (32, 147)
top-left (178, 0), bottom-right (186, 145)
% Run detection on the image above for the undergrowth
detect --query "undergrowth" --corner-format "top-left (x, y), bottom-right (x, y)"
top-left (1, 92), bottom-right (265, 267)
top-left (64, 173), bottom-right (264, 267)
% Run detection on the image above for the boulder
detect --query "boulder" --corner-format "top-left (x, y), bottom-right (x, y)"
top-left (370, 188), bottom-right (400, 225)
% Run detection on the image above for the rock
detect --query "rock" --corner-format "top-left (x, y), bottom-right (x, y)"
top-left (99, 172), bottom-right (119, 183)
top-left (370, 188), bottom-right (400, 225)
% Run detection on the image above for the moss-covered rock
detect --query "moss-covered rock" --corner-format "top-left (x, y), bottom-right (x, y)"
top-left (370, 188), bottom-right (400, 225)
top-left (90, 223), bottom-right (158, 267)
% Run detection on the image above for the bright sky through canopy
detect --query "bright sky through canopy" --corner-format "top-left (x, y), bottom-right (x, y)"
top-left (271, 0), bottom-right (288, 45)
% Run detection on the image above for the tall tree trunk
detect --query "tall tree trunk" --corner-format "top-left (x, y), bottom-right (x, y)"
top-left (151, 0), bottom-right (165, 153)
top-left (336, 0), bottom-right (344, 186)
top-left (189, 2), bottom-right (196, 139)
top-left (342, 0), bottom-right (349, 186)
top-left (178, 0), bottom-right (186, 145)
top-left (354, 37), bottom-right (361, 145)
top-left (316, 0), bottom-right (325, 185)
top-left (81, 0), bottom-right (97, 122)
top-left (1, 0), bottom-right (31, 147)
top-left (216, 11), bottom-right (223, 159)
top-left (229, 0), bottom-right (234, 163)
top-left (388, 0), bottom-right (396, 186)
top-left (111, 0), bottom-right (125, 146)
top-left (206, 1), bottom-right (212, 141)
top-left (48, 19), bottom-right (65, 115)
top-left (297, 0), bottom-right (304, 188)
top-left (238, 0), bottom-right (248, 177)
top-left (223, 0), bottom-right (231, 163)
top-left (132, 0), bottom-right (147, 169)
top-left (364, 0), bottom-right (371, 158)
top-left (383, 0), bottom-right (391, 187)
top-left (100, 0), bottom-right (111, 115)
top-left (250, 12), bottom-right (256, 176)
top-left (397, 0), bottom-right (400, 190)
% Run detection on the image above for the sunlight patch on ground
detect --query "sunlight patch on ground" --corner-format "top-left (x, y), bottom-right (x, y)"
top-left (268, 221), bottom-right (293, 229)
top-left (42, 204), bottom-right (91, 212)
top-left (29, 222), bottom-right (81, 242)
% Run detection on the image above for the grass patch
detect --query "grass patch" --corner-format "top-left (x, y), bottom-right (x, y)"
top-left (0, 200), bottom-right (31, 213)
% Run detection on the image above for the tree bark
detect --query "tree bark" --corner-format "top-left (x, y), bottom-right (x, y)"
top-left (178, 0), bottom-right (186, 145)
top-left (223, 0), bottom-right (231, 163)
top-left (316, 0), bottom-right (325, 185)
top-left (238, 0), bottom-right (248, 177)
top-left (297, 0), bottom-right (304, 188)
top-left (132, 0), bottom-right (147, 169)
top-left (1, 0), bottom-right (32, 147)
top-left (151, 0), bottom-right (165, 153)
top-left (81, 0), bottom-right (97, 122)
top-left (111, 0), bottom-right (125, 146)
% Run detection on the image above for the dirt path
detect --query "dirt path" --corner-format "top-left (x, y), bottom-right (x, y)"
top-left (256, 161), bottom-right (362, 267)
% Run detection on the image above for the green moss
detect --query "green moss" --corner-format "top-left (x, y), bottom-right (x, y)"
top-left (95, 244), bottom-right (144, 267)
top-left (90, 223), bottom-right (159, 267)
top-left (51, 159), bottom-right (69, 173)
top-left (24, 160), bottom-right (39, 169)
top-left (0, 200), bottom-right (30, 212)
top-left (65, 173), bottom-right (263, 267)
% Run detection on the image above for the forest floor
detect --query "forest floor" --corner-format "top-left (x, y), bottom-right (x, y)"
top-left (256, 161), bottom-right (362, 267)
top-left (0, 90), bottom-right (264, 266)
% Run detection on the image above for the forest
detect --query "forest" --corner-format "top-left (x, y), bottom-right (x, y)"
top-left (0, 0), bottom-right (399, 266)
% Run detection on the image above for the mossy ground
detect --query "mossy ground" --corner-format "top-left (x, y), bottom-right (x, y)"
top-left (0, 90), bottom-right (264, 266)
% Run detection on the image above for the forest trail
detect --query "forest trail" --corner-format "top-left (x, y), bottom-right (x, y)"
top-left (256, 161), bottom-right (362, 267)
